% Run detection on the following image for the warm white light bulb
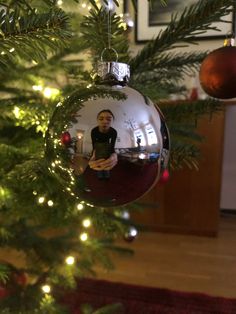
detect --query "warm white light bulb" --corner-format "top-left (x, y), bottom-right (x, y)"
top-left (43, 87), bottom-right (53, 98)
top-left (82, 219), bottom-right (91, 228)
top-left (130, 227), bottom-right (138, 237)
top-left (38, 196), bottom-right (45, 204)
top-left (41, 284), bottom-right (51, 294)
top-left (80, 232), bottom-right (88, 241)
top-left (122, 211), bottom-right (130, 219)
top-left (32, 85), bottom-right (43, 91)
top-left (65, 256), bottom-right (75, 265)
top-left (77, 203), bottom-right (84, 211)
top-left (13, 106), bottom-right (20, 118)
top-left (47, 200), bottom-right (54, 207)
top-left (57, 0), bottom-right (63, 5)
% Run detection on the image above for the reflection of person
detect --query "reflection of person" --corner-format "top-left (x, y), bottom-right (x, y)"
top-left (88, 109), bottom-right (117, 179)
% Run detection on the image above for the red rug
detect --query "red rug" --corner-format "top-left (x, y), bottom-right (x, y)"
top-left (60, 278), bottom-right (236, 314)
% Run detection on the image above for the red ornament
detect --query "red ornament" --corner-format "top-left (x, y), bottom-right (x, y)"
top-left (61, 131), bottom-right (71, 146)
top-left (13, 271), bottom-right (27, 286)
top-left (0, 285), bottom-right (10, 299)
top-left (159, 169), bottom-right (170, 184)
top-left (199, 45), bottom-right (236, 99)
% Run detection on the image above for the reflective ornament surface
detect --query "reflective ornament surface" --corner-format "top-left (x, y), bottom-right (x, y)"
top-left (46, 65), bottom-right (170, 207)
top-left (199, 45), bottom-right (236, 99)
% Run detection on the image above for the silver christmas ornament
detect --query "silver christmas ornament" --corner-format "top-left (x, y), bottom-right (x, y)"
top-left (46, 61), bottom-right (170, 207)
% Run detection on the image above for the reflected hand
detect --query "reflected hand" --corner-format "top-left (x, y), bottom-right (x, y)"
top-left (88, 158), bottom-right (106, 171)
top-left (98, 153), bottom-right (118, 170)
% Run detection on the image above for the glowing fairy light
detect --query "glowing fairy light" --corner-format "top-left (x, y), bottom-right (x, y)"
top-left (41, 284), bottom-right (51, 294)
top-left (65, 256), bottom-right (75, 265)
top-left (43, 87), bottom-right (53, 98)
top-left (122, 210), bottom-right (130, 219)
top-left (32, 85), bottom-right (43, 91)
top-left (82, 218), bottom-right (91, 228)
top-left (77, 203), bottom-right (84, 211)
top-left (9, 48), bottom-right (15, 52)
top-left (13, 106), bottom-right (20, 119)
top-left (80, 232), bottom-right (88, 241)
top-left (47, 200), bottom-right (54, 207)
top-left (81, 2), bottom-right (86, 8)
top-left (57, 0), bottom-right (63, 5)
top-left (38, 196), bottom-right (45, 204)
top-left (129, 227), bottom-right (138, 237)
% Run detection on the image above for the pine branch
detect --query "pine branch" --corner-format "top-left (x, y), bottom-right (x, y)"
top-left (0, 263), bottom-right (10, 284)
top-left (0, 8), bottom-right (71, 65)
top-left (131, 51), bottom-right (208, 79)
top-left (80, 7), bottom-right (130, 63)
top-left (170, 142), bottom-right (201, 170)
top-left (130, 0), bottom-right (235, 73)
top-left (160, 99), bottom-right (223, 123)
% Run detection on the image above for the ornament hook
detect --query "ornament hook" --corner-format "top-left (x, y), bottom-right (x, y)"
top-left (101, 47), bottom-right (118, 62)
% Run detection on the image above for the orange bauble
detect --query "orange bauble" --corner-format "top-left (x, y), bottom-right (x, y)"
top-left (199, 46), bottom-right (236, 99)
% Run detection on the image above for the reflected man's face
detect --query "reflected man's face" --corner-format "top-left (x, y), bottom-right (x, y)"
top-left (97, 112), bottom-right (113, 132)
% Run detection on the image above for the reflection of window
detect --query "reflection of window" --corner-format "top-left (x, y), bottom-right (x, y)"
top-left (76, 129), bottom-right (85, 154)
top-left (145, 124), bottom-right (158, 145)
top-left (134, 129), bottom-right (146, 146)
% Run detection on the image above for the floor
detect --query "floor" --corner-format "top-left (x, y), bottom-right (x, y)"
top-left (94, 214), bottom-right (236, 299)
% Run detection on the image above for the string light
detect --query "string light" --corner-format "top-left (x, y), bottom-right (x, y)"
top-left (47, 200), bottom-right (54, 207)
top-left (9, 48), bottom-right (15, 52)
top-left (38, 196), bottom-right (45, 204)
top-left (65, 256), bottom-right (75, 265)
top-left (82, 218), bottom-right (91, 228)
top-left (80, 232), bottom-right (88, 241)
top-left (32, 85), bottom-right (43, 91)
top-left (121, 210), bottom-right (130, 219)
top-left (13, 106), bottom-right (20, 119)
top-left (57, 0), bottom-right (63, 6)
top-left (41, 284), bottom-right (51, 294)
top-left (43, 87), bottom-right (53, 98)
top-left (129, 227), bottom-right (138, 237)
top-left (77, 203), bottom-right (84, 211)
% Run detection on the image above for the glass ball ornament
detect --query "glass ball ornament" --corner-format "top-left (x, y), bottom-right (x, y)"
top-left (199, 41), bottom-right (236, 99)
top-left (45, 61), bottom-right (170, 207)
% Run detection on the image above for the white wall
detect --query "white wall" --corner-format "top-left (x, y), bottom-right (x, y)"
top-left (220, 105), bottom-right (236, 210)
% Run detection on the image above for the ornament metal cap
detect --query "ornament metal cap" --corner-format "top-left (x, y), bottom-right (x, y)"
top-left (97, 61), bottom-right (130, 83)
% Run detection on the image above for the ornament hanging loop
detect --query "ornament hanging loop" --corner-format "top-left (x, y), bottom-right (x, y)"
top-left (101, 47), bottom-right (118, 62)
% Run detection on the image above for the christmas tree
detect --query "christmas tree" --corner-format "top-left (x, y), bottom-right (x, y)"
top-left (0, 0), bottom-right (235, 313)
